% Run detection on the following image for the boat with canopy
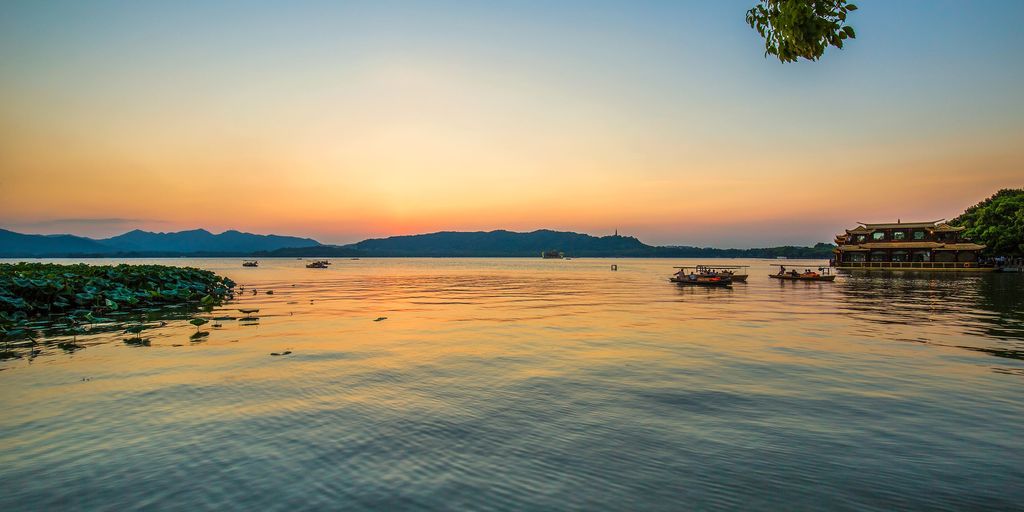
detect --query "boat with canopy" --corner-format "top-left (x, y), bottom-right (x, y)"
top-left (769, 265), bottom-right (836, 281)
top-left (692, 264), bottom-right (748, 282)
top-left (669, 267), bottom-right (733, 286)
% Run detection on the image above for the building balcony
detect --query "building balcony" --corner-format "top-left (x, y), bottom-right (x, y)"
top-left (834, 261), bottom-right (995, 271)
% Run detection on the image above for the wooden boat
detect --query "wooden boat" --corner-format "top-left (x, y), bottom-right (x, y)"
top-left (305, 260), bottom-right (329, 269)
top-left (541, 250), bottom-right (564, 259)
top-left (242, 260), bottom-right (258, 267)
top-left (670, 267), bottom-right (732, 286)
top-left (670, 274), bottom-right (732, 286)
top-left (770, 265), bottom-right (836, 281)
top-left (693, 264), bottom-right (748, 282)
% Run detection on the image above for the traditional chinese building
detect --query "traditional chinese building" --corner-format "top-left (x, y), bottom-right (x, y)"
top-left (832, 220), bottom-right (992, 271)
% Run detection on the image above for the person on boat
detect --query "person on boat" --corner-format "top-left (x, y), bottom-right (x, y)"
top-left (689, 271), bottom-right (697, 281)
top-left (777, 265), bottom-right (786, 276)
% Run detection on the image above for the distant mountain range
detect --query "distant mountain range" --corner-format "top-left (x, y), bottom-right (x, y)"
top-left (259, 230), bottom-right (835, 259)
top-left (0, 228), bottom-right (320, 257)
top-left (0, 227), bottom-right (835, 259)
top-left (344, 230), bottom-right (651, 257)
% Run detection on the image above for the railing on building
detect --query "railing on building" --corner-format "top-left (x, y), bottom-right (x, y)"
top-left (835, 261), bottom-right (994, 270)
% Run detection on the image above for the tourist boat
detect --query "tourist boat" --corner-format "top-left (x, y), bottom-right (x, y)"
top-left (770, 265), bottom-right (836, 281)
top-left (305, 260), bottom-right (329, 269)
top-left (242, 260), bottom-right (258, 267)
top-left (541, 250), bottom-right (564, 259)
top-left (832, 220), bottom-right (993, 272)
top-left (693, 264), bottom-right (748, 282)
top-left (670, 267), bottom-right (733, 286)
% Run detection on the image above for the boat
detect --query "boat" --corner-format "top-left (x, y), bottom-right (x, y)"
top-left (770, 265), bottom-right (836, 281)
top-left (832, 219), bottom-right (992, 272)
top-left (670, 267), bottom-right (733, 286)
top-left (242, 260), bottom-right (258, 267)
top-left (693, 264), bottom-right (748, 282)
top-left (541, 250), bottom-right (564, 259)
top-left (305, 260), bottom-right (329, 269)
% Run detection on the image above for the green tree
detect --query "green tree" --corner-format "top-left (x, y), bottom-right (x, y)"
top-left (952, 189), bottom-right (1024, 256)
top-left (747, 0), bottom-right (857, 63)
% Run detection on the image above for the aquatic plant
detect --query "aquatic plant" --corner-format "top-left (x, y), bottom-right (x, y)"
top-left (123, 324), bottom-right (150, 346)
top-left (189, 317), bottom-right (210, 340)
top-left (189, 318), bottom-right (209, 331)
top-left (0, 263), bottom-right (235, 337)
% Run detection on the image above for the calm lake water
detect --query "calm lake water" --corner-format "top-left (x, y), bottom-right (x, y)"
top-left (1, 258), bottom-right (1023, 511)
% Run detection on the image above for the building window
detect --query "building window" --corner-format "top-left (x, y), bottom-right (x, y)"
top-left (891, 251), bottom-right (909, 262)
top-left (893, 231), bottom-right (906, 241)
top-left (957, 251), bottom-right (976, 262)
top-left (871, 232), bottom-right (885, 241)
top-left (934, 251), bottom-right (956, 262)
top-left (913, 230), bottom-right (925, 240)
top-left (844, 252), bottom-right (866, 262)
top-left (855, 234), bottom-right (866, 243)
top-left (870, 251), bottom-right (888, 262)
top-left (912, 251), bottom-right (930, 262)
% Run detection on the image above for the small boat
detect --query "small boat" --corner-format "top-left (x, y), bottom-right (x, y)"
top-left (670, 267), bottom-right (733, 286)
top-left (306, 260), bottom-right (329, 269)
top-left (693, 264), bottom-right (748, 282)
top-left (770, 265), bottom-right (836, 281)
top-left (242, 260), bottom-right (258, 267)
top-left (541, 250), bottom-right (564, 259)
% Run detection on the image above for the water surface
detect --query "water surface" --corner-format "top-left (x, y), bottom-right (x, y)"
top-left (1, 258), bottom-right (1022, 511)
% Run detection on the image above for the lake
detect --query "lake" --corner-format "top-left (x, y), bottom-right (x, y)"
top-left (1, 258), bottom-right (1022, 511)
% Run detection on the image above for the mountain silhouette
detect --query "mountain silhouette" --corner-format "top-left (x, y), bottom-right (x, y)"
top-left (0, 228), bottom-right (320, 257)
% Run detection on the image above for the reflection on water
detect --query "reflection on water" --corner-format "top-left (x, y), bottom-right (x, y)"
top-left (1, 258), bottom-right (1022, 511)
top-left (837, 271), bottom-right (1024, 356)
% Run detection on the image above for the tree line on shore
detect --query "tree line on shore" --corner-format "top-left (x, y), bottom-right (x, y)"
top-left (952, 189), bottom-right (1024, 257)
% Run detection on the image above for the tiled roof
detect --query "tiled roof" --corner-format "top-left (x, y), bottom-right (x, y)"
top-left (858, 220), bottom-right (944, 229)
top-left (837, 242), bottom-right (985, 251)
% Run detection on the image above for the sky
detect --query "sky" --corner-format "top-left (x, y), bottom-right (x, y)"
top-left (1, 0), bottom-right (1022, 248)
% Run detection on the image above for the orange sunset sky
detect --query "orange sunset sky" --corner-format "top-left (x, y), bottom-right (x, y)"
top-left (1, 1), bottom-right (1021, 247)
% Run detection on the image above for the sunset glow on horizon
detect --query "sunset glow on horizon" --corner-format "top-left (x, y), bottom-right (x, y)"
top-left (2, 1), bottom-right (1022, 247)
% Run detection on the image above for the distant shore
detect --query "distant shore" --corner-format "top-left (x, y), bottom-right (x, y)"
top-left (1, 227), bottom-right (835, 260)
